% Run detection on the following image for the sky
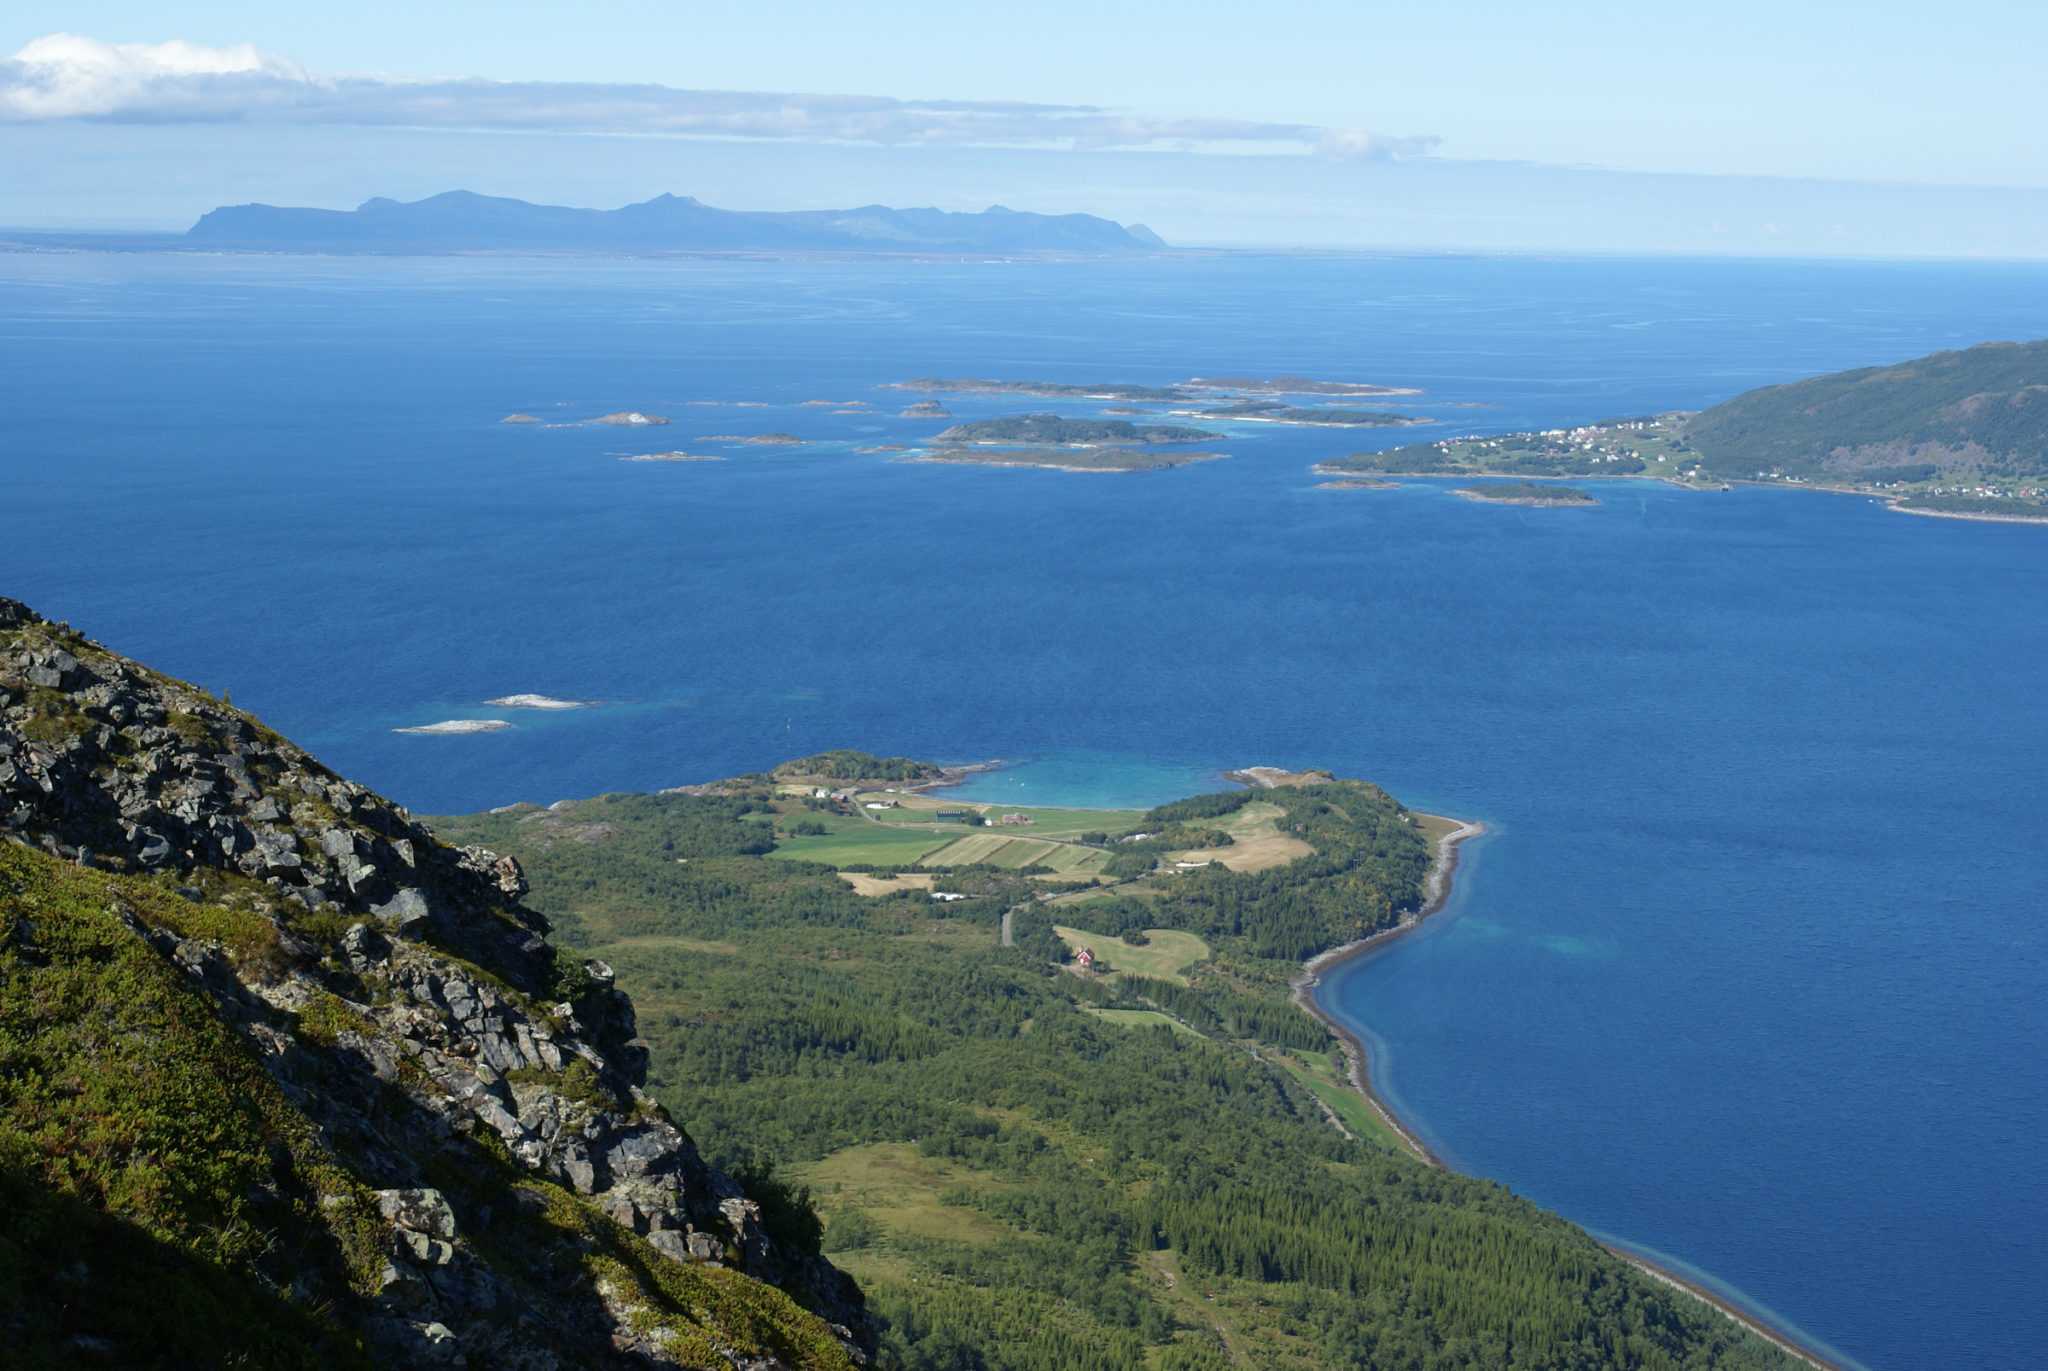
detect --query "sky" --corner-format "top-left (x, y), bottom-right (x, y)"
top-left (5, 1), bottom-right (2048, 253)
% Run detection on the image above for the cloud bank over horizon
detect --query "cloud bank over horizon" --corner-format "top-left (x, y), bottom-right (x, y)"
top-left (0, 33), bottom-right (1439, 161)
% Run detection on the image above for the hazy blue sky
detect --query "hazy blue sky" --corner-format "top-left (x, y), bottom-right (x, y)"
top-left (5, 2), bottom-right (2047, 252)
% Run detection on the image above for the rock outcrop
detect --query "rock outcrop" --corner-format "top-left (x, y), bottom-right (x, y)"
top-left (0, 597), bottom-right (870, 1369)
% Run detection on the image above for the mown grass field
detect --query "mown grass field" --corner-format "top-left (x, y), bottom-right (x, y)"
top-left (834, 872), bottom-right (936, 896)
top-left (1172, 799), bottom-right (1315, 873)
top-left (766, 824), bottom-right (956, 866)
top-left (1275, 1051), bottom-right (1405, 1152)
top-left (1052, 926), bottom-right (1211, 982)
top-left (1082, 1007), bottom-right (1203, 1037)
top-left (962, 805), bottom-right (1143, 839)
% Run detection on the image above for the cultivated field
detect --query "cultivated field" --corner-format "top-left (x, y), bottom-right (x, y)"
top-left (766, 822), bottom-right (955, 866)
top-left (836, 872), bottom-right (937, 896)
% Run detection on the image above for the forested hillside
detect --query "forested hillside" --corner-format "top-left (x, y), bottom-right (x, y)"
top-left (437, 776), bottom-right (1802, 1371)
top-left (1682, 338), bottom-right (2048, 478)
top-left (1329, 338), bottom-right (2048, 521)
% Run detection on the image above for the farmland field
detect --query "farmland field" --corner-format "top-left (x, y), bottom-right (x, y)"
top-left (1053, 925), bottom-right (1212, 982)
top-left (1173, 799), bottom-right (1315, 873)
top-left (766, 823), bottom-right (955, 866)
top-left (966, 806), bottom-right (1144, 839)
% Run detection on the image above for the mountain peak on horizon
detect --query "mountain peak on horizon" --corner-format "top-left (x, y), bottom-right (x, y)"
top-left (187, 190), bottom-right (1166, 255)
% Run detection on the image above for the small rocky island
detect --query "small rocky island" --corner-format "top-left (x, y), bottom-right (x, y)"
top-left (1195, 400), bottom-right (1424, 428)
top-left (908, 446), bottom-right (1228, 472)
top-left (1454, 482), bottom-right (1597, 506)
top-left (393, 719), bottom-right (514, 734)
top-left (1317, 476), bottom-right (1398, 490)
top-left (936, 414), bottom-right (1220, 446)
top-left (1190, 375), bottom-right (1421, 396)
top-left (591, 411), bottom-right (671, 426)
top-left (889, 378), bottom-right (1191, 401)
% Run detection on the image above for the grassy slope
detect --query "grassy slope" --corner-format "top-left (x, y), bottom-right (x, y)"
top-left (1683, 338), bottom-right (2048, 476)
top-left (1052, 926), bottom-right (1211, 983)
top-left (1335, 340), bottom-right (2048, 513)
top-left (0, 843), bottom-right (380, 1370)
top-left (0, 835), bottom-right (860, 1371)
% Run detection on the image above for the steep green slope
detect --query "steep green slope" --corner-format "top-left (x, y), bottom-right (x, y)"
top-left (1683, 338), bottom-right (2048, 478)
top-left (1327, 340), bottom-right (2048, 517)
top-left (437, 779), bottom-right (1803, 1371)
top-left (0, 597), bottom-right (869, 1370)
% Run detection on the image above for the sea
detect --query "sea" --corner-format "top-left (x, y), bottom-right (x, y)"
top-left (4, 249), bottom-right (2044, 1370)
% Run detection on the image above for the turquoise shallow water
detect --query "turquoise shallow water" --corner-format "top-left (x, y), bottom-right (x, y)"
top-left (3, 251), bottom-right (2045, 1369)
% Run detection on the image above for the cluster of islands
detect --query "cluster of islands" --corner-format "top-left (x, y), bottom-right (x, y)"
top-left (496, 343), bottom-right (2048, 513)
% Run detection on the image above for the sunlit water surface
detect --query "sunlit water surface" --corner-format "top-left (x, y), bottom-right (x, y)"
top-left (5, 252), bottom-right (2044, 1370)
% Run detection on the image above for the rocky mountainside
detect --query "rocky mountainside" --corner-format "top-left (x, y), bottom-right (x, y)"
top-left (0, 596), bottom-right (871, 1370)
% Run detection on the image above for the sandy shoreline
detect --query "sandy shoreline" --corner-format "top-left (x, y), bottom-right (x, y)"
top-left (1291, 815), bottom-right (1848, 1371)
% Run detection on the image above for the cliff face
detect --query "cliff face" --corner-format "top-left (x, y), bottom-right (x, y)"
top-left (0, 597), bottom-right (870, 1370)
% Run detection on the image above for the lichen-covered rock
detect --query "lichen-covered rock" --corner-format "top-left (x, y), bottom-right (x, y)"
top-left (0, 601), bottom-right (872, 1369)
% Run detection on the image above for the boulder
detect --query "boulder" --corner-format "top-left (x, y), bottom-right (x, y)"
top-left (374, 889), bottom-right (431, 934)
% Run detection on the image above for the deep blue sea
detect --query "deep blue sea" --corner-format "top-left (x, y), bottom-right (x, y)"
top-left (4, 251), bottom-right (2044, 1370)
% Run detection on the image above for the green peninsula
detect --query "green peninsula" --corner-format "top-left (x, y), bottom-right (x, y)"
top-left (1323, 339), bottom-right (2048, 520)
top-left (935, 413), bottom-right (1222, 446)
top-left (427, 760), bottom-right (1809, 1371)
top-left (0, 587), bottom-right (1814, 1371)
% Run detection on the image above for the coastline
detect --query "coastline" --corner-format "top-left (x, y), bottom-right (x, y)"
top-left (1289, 812), bottom-right (1482, 1165)
top-left (1314, 465), bottom-right (2048, 522)
top-left (1890, 502), bottom-right (2048, 524)
top-left (1293, 814), bottom-right (1851, 1371)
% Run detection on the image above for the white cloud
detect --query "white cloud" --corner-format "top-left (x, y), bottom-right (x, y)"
top-left (0, 33), bottom-right (309, 119)
top-left (1317, 127), bottom-right (1443, 161)
top-left (0, 32), bottom-right (1437, 159)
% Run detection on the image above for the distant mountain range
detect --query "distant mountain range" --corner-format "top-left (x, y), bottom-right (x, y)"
top-left (181, 191), bottom-right (1167, 254)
